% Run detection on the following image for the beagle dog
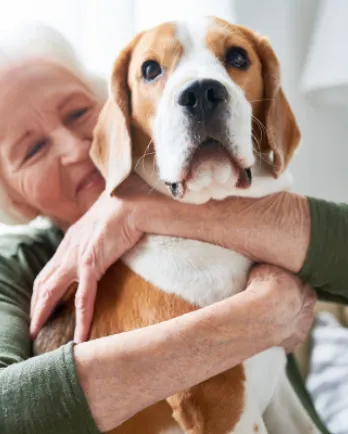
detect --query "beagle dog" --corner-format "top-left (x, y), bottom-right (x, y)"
top-left (35, 17), bottom-right (320, 434)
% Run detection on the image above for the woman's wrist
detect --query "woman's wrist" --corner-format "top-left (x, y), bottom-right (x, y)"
top-left (73, 287), bottom-right (278, 432)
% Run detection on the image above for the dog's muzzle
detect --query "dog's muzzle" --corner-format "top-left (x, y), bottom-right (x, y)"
top-left (163, 79), bottom-right (253, 200)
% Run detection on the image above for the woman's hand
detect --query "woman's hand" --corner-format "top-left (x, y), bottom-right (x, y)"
top-left (30, 174), bottom-right (149, 343)
top-left (247, 264), bottom-right (317, 353)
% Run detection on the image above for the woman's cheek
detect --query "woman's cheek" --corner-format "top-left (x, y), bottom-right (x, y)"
top-left (22, 161), bottom-right (63, 210)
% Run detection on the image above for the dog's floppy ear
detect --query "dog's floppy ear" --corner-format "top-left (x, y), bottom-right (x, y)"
top-left (256, 36), bottom-right (301, 176)
top-left (90, 33), bottom-right (143, 194)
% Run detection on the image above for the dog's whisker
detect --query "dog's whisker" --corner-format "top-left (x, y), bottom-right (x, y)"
top-left (252, 116), bottom-right (267, 145)
top-left (142, 143), bottom-right (151, 172)
top-left (147, 179), bottom-right (161, 196)
top-left (134, 140), bottom-right (155, 171)
top-left (135, 151), bottom-right (156, 170)
top-left (143, 152), bottom-right (156, 174)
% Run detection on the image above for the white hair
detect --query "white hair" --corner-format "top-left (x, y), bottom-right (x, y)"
top-left (0, 22), bottom-right (108, 225)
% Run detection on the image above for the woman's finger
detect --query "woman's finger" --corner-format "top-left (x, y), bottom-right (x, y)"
top-left (73, 266), bottom-right (98, 344)
top-left (31, 261), bottom-right (61, 318)
top-left (30, 273), bottom-right (73, 339)
top-left (31, 264), bottom-right (72, 318)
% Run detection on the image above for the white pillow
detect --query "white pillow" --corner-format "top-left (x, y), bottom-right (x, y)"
top-left (307, 312), bottom-right (348, 434)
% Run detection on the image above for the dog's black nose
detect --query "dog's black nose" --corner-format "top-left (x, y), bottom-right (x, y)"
top-left (177, 79), bottom-right (228, 119)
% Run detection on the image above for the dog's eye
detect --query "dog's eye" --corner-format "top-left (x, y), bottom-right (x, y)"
top-left (142, 60), bottom-right (163, 81)
top-left (225, 47), bottom-right (250, 70)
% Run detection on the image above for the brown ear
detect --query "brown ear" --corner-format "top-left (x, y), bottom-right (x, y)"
top-left (90, 33), bottom-right (143, 194)
top-left (256, 36), bottom-right (301, 176)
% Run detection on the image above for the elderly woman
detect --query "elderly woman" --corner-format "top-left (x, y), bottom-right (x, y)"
top-left (0, 22), bottom-right (345, 434)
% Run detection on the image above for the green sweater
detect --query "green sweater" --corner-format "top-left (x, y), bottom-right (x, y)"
top-left (0, 197), bottom-right (347, 434)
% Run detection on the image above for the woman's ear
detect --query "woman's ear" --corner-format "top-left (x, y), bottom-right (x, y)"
top-left (256, 36), bottom-right (301, 176)
top-left (90, 32), bottom-right (143, 195)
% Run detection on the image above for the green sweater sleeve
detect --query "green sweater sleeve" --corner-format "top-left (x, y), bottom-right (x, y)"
top-left (298, 197), bottom-right (348, 304)
top-left (0, 225), bottom-right (100, 434)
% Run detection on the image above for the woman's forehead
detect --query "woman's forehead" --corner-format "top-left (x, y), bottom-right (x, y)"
top-left (0, 59), bottom-right (89, 96)
top-left (0, 60), bottom-right (93, 152)
top-left (0, 60), bottom-right (92, 122)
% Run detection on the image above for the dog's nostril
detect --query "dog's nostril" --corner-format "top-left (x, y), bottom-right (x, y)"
top-left (206, 88), bottom-right (216, 102)
top-left (206, 85), bottom-right (226, 103)
top-left (178, 89), bottom-right (197, 107)
top-left (186, 91), bottom-right (197, 107)
top-left (245, 168), bottom-right (252, 183)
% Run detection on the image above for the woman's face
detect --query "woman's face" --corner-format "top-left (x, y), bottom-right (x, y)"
top-left (0, 60), bottom-right (105, 227)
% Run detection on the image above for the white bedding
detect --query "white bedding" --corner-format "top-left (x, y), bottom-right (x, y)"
top-left (307, 312), bottom-right (348, 434)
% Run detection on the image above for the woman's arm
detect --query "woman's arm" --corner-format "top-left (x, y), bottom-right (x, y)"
top-left (0, 232), bottom-right (100, 434)
top-left (74, 265), bottom-right (316, 432)
top-left (136, 190), bottom-right (310, 273)
top-left (135, 189), bottom-right (348, 301)
top-left (30, 174), bottom-right (348, 342)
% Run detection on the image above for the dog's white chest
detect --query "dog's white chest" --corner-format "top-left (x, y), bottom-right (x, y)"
top-left (122, 235), bottom-right (251, 307)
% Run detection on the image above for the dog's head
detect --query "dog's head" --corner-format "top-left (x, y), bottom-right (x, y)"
top-left (91, 17), bottom-right (300, 203)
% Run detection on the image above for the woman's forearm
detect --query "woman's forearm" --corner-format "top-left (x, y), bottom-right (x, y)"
top-left (74, 284), bottom-right (279, 432)
top-left (135, 192), bottom-right (310, 273)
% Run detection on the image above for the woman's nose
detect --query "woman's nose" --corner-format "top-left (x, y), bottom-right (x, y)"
top-left (54, 128), bottom-right (90, 164)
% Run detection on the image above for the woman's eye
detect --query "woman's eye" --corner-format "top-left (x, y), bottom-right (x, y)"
top-left (24, 140), bottom-right (47, 162)
top-left (68, 107), bottom-right (90, 122)
top-left (141, 60), bottom-right (163, 81)
top-left (225, 47), bottom-right (250, 70)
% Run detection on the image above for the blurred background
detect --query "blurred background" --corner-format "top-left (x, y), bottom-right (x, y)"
top-left (0, 0), bottom-right (346, 203)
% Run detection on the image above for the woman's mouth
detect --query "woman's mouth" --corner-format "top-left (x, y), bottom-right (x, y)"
top-left (76, 169), bottom-right (105, 196)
